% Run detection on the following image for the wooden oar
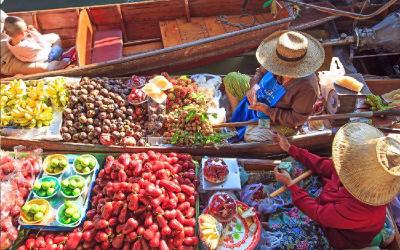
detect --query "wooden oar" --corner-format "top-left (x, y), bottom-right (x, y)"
top-left (213, 109), bottom-right (400, 128)
top-left (269, 170), bottom-right (313, 198)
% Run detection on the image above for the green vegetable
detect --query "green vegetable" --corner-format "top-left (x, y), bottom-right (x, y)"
top-left (366, 94), bottom-right (389, 111)
top-left (223, 72), bottom-right (251, 100)
top-left (61, 176), bottom-right (84, 197)
top-left (34, 212), bottom-right (44, 221)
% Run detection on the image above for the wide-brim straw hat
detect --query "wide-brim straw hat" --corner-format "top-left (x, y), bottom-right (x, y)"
top-left (332, 123), bottom-right (400, 206)
top-left (256, 30), bottom-right (325, 78)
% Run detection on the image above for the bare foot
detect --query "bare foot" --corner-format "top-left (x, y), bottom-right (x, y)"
top-left (47, 60), bottom-right (69, 71)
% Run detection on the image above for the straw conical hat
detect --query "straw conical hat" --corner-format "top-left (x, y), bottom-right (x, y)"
top-left (256, 30), bottom-right (325, 78)
top-left (332, 123), bottom-right (400, 206)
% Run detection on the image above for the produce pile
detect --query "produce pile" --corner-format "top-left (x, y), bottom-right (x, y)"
top-left (223, 72), bottom-right (251, 100)
top-left (61, 77), bottom-right (146, 146)
top-left (0, 78), bottom-right (69, 128)
top-left (0, 150), bottom-right (41, 250)
top-left (161, 74), bottom-right (230, 146)
top-left (80, 151), bottom-right (199, 249)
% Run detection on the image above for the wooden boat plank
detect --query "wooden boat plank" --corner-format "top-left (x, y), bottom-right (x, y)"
top-left (203, 17), bottom-right (227, 36)
top-left (88, 6), bottom-right (121, 27)
top-left (0, 131), bottom-right (333, 158)
top-left (123, 41), bottom-right (163, 56)
top-left (159, 19), bottom-right (182, 48)
top-left (175, 17), bottom-right (210, 44)
top-left (189, 0), bottom-right (266, 17)
top-left (364, 78), bottom-right (400, 96)
top-left (76, 9), bottom-right (95, 66)
top-left (36, 10), bottom-right (78, 30)
top-left (120, 0), bottom-right (185, 40)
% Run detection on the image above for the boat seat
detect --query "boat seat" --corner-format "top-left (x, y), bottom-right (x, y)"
top-left (92, 29), bottom-right (123, 63)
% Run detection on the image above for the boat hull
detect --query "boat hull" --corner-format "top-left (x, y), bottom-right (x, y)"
top-left (0, 131), bottom-right (333, 158)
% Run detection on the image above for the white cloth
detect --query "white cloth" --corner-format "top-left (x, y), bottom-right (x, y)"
top-left (7, 30), bottom-right (52, 62)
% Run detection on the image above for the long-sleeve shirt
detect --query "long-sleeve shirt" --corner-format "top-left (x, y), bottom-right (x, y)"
top-left (287, 145), bottom-right (386, 249)
top-left (7, 29), bottom-right (51, 62)
top-left (267, 74), bottom-right (319, 127)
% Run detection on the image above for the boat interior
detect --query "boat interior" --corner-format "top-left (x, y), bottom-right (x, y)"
top-left (9, 0), bottom-right (288, 67)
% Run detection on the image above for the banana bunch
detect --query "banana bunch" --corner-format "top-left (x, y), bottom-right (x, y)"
top-left (46, 77), bottom-right (69, 108)
top-left (4, 79), bottom-right (27, 106)
top-left (0, 108), bottom-right (12, 126)
top-left (10, 101), bottom-right (53, 128)
top-left (199, 214), bottom-right (222, 250)
top-left (27, 80), bottom-right (46, 101)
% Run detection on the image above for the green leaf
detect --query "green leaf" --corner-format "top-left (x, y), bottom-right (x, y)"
top-left (185, 110), bottom-right (197, 122)
top-left (263, 0), bottom-right (273, 8)
top-left (233, 232), bottom-right (241, 240)
top-left (235, 224), bottom-right (243, 231)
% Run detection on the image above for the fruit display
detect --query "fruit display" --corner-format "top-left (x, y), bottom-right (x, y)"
top-left (44, 155), bottom-right (68, 175)
top-left (130, 75), bottom-right (147, 88)
top-left (21, 199), bottom-right (49, 223)
top-left (146, 100), bottom-right (166, 136)
top-left (0, 78), bottom-right (69, 128)
top-left (79, 151), bottom-right (199, 249)
top-left (208, 193), bottom-right (237, 223)
top-left (204, 158), bottom-right (229, 184)
top-left (223, 72), bottom-right (251, 100)
top-left (74, 154), bottom-right (97, 174)
top-left (57, 201), bottom-right (82, 225)
top-left (61, 175), bottom-right (86, 198)
top-left (19, 230), bottom-right (82, 250)
top-left (127, 88), bottom-right (148, 105)
top-left (32, 177), bottom-right (59, 198)
top-left (61, 77), bottom-right (146, 146)
top-left (199, 214), bottom-right (223, 250)
top-left (0, 150), bottom-right (41, 250)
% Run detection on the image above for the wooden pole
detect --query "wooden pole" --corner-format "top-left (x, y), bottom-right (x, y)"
top-left (269, 170), bottom-right (313, 198)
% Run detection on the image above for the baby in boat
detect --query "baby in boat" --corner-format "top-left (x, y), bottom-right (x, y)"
top-left (3, 16), bottom-right (69, 70)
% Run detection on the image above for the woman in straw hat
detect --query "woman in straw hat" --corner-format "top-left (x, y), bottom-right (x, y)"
top-left (229, 30), bottom-right (324, 142)
top-left (270, 122), bottom-right (400, 249)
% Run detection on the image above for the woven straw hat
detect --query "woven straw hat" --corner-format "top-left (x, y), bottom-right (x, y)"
top-left (256, 30), bottom-right (325, 78)
top-left (332, 123), bottom-right (400, 206)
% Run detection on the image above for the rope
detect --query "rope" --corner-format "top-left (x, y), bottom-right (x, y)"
top-left (216, 14), bottom-right (257, 29)
top-left (285, 0), bottom-right (399, 20)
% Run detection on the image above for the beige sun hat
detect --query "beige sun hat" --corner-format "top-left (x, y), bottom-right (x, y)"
top-left (332, 122), bottom-right (400, 206)
top-left (256, 30), bottom-right (325, 78)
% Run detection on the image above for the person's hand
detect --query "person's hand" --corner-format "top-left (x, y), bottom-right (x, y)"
top-left (248, 102), bottom-right (269, 114)
top-left (274, 167), bottom-right (294, 186)
top-left (246, 84), bottom-right (259, 105)
top-left (272, 133), bottom-right (291, 152)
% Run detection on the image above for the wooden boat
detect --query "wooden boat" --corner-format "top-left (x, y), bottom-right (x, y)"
top-left (1, 0), bottom-right (340, 81)
top-left (1, 75), bottom-right (399, 158)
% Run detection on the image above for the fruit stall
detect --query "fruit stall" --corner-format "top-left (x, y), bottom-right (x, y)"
top-left (1, 73), bottom-right (399, 250)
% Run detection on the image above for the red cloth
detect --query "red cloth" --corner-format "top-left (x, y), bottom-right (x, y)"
top-left (287, 145), bottom-right (386, 249)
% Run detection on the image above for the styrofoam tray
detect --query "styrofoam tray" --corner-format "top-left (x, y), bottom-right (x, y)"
top-left (201, 158), bottom-right (241, 191)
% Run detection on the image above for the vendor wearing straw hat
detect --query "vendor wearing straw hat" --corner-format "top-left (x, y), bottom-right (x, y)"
top-left (229, 30), bottom-right (324, 142)
top-left (272, 123), bottom-right (400, 249)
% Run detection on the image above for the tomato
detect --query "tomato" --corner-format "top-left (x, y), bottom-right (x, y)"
top-left (183, 237), bottom-right (199, 246)
top-left (111, 234), bottom-right (124, 249)
top-left (176, 193), bottom-right (186, 203)
top-left (83, 220), bottom-right (94, 231)
top-left (183, 227), bottom-right (195, 237)
top-left (25, 238), bottom-right (36, 249)
top-left (143, 229), bottom-right (154, 241)
top-left (82, 230), bottom-right (95, 242)
top-left (65, 232), bottom-right (82, 250)
top-left (180, 185), bottom-right (194, 196)
top-left (159, 240), bottom-right (170, 250)
top-left (169, 219), bottom-right (183, 231)
top-left (149, 232), bottom-right (160, 248)
top-left (95, 232), bottom-right (108, 243)
top-left (94, 219), bottom-right (109, 229)
top-left (99, 133), bottom-right (116, 146)
top-left (159, 180), bottom-right (181, 193)
top-left (101, 202), bottom-right (113, 220)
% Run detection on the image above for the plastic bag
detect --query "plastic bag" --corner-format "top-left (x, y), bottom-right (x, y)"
top-left (244, 126), bottom-right (275, 142)
top-left (240, 184), bottom-right (286, 214)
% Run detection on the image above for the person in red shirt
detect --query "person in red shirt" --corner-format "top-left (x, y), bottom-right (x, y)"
top-left (272, 122), bottom-right (400, 249)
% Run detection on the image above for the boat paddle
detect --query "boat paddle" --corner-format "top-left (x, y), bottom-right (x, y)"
top-left (212, 109), bottom-right (400, 128)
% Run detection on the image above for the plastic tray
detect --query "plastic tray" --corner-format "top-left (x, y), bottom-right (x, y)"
top-left (201, 158), bottom-right (241, 191)
top-left (19, 154), bottom-right (99, 231)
